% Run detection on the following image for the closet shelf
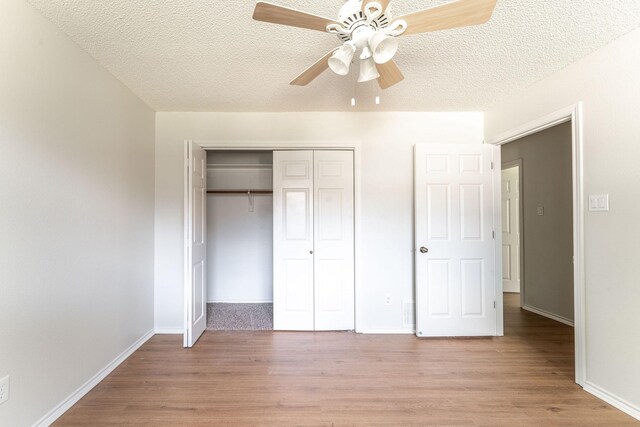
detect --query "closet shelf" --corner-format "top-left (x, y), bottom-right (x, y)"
top-left (207, 163), bottom-right (272, 170)
top-left (207, 189), bottom-right (273, 194)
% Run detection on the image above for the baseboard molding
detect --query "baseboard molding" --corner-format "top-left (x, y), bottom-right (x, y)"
top-left (33, 329), bottom-right (155, 427)
top-left (522, 305), bottom-right (574, 327)
top-left (154, 328), bottom-right (183, 335)
top-left (207, 300), bottom-right (273, 304)
top-left (360, 329), bottom-right (415, 335)
top-left (584, 381), bottom-right (640, 421)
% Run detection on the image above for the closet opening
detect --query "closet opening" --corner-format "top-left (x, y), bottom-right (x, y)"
top-left (185, 141), bottom-right (359, 347)
top-left (206, 150), bottom-right (274, 331)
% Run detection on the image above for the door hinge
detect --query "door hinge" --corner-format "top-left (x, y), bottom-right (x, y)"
top-left (491, 161), bottom-right (494, 170)
top-left (492, 230), bottom-right (495, 239)
top-left (494, 301), bottom-right (496, 309)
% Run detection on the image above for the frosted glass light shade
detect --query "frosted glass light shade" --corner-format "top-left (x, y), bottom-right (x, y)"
top-left (369, 32), bottom-right (398, 64)
top-left (328, 44), bottom-right (356, 76)
top-left (357, 57), bottom-right (380, 82)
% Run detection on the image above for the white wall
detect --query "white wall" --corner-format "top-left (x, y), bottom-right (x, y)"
top-left (486, 27), bottom-right (640, 416)
top-left (155, 112), bottom-right (483, 333)
top-left (207, 196), bottom-right (273, 302)
top-left (207, 151), bottom-right (273, 303)
top-left (0, 1), bottom-right (155, 425)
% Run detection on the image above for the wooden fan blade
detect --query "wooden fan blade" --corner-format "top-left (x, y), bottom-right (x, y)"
top-left (376, 60), bottom-right (404, 89)
top-left (362, 0), bottom-right (391, 13)
top-left (253, 2), bottom-right (341, 32)
top-left (290, 49), bottom-right (339, 86)
top-left (395, 0), bottom-right (497, 36)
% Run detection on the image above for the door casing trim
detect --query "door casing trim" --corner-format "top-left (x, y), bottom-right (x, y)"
top-left (486, 103), bottom-right (585, 387)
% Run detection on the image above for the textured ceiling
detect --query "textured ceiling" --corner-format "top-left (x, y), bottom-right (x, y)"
top-left (27, 0), bottom-right (640, 112)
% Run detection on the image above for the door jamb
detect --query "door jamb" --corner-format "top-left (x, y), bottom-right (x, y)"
top-left (486, 103), bottom-right (585, 387)
top-left (501, 160), bottom-right (524, 307)
top-left (183, 140), bottom-right (363, 340)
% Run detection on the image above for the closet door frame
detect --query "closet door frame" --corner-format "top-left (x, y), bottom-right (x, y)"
top-left (183, 140), bottom-right (363, 337)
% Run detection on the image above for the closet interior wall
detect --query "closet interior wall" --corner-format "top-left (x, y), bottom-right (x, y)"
top-left (206, 151), bottom-right (273, 304)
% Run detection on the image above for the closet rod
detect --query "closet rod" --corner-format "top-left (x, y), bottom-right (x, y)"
top-left (206, 189), bottom-right (273, 194)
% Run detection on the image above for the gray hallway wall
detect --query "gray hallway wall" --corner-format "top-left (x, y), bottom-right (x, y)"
top-left (502, 122), bottom-right (574, 322)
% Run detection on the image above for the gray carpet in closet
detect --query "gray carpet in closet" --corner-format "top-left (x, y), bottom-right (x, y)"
top-left (206, 303), bottom-right (273, 331)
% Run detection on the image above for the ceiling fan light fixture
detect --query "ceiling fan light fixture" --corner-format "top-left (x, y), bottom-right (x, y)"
top-left (357, 57), bottom-right (380, 83)
top-left (360, 46), bottom-right (373, 60)
top-left (253, 0), bottom-right (499, 89)
top-left (369, 32), bottom-right (398, 64)
top-left (328, 43), bottom-right (356, 76)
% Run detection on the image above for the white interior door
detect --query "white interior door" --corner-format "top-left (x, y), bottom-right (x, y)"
top-left (185, 141), bottom-right (207, 347)
top-left (313, 151), bottom-right (354, 331)
top-left (415, 144), bottom-right (499, 337)
top-left (502, 166), bottom-right (521, 293)
top-left (273, 151), bottom-right (315, 330)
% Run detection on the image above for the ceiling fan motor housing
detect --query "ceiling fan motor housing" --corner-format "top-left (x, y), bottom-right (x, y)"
top-left (335, 0), bottom-right (391, 42)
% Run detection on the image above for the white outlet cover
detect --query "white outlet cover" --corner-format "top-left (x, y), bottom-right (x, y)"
top-left (537, 206), bottom-right (544, 216)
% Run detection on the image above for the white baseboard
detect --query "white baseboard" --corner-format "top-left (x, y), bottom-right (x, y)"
top-left (522, 305), bottom-right (574, 327)
top-left (360, 329), bottom-right (415, 335)
top-left (207, 300), bottom-right (273, 304)
top-left (33, 329), bottom-right (155, 427)
top-left (584, 381), bottom-right (640, 421)
top-left (154, 328), bottom-right (184, 335)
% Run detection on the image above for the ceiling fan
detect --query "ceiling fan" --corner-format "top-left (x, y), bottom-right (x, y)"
top-left (253, 0), bottom-right (498, 89)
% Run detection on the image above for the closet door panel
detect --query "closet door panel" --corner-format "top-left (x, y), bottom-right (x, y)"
top-left (284, 190), bottom-right (310, 240)
top-left (273, 151), bottom-right (314, 330)
top-left (284, 259), bottom-right (312, 311)
top-left (314, 151), bottom-right (355, 330)
top-left (185, 141), bottom-right (207, 347)
top-left (316, 259), bottom-right (344, 312)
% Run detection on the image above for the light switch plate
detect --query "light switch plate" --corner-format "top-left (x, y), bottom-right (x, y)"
top-left (589, 194), bottom-right (609, 212)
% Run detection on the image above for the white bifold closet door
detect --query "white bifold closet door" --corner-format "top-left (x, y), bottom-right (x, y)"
top-left (273, 150), bottom-right (354, 331)
top-left (185, 141), bottom-right (207, 347)
top-left (313, 151), bottom-right (355, 330)
top-left (273, 151), bottom-right (315, 331)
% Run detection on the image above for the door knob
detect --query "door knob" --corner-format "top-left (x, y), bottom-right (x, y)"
top-left (420, 247), bottom-right (429, 254)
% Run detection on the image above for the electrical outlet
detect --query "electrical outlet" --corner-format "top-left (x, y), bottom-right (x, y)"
top-left (537, 206), bottom-right (544, 216)
top-left (384, 294), bottom-right (392, 306)
top-left (0, 376), bottom-right (9, 405)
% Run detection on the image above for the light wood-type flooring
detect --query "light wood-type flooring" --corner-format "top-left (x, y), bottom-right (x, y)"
top-left (55, 294), bottom-right (638, 425)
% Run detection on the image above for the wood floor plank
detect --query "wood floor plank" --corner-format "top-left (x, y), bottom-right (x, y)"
top-left (54, 295), bottom-right (637, 425)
